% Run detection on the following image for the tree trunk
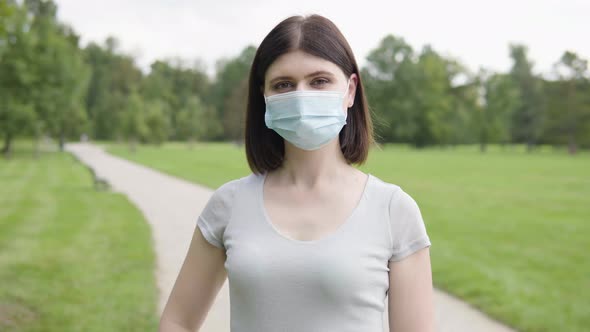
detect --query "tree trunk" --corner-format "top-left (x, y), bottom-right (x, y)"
top-left (59, 131), bottom-right (65, 152)
top-left (2, 132), bottom-right (12, 159)
top-left (480, 130), bottom-right (488, 153)
top-left (129, 137), bottom-right (137, 154)
top-left (33, 137), bottom-right (40, 159)
top-left (568, 133), bottom-right (577, 155)
top-left (566, 80), bottom-right (577, 156)
top-left (526, 139), bottom-right (534, 152)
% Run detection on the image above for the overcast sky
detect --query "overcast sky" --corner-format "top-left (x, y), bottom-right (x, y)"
top-left (55, 0), bottom-right (590, 77)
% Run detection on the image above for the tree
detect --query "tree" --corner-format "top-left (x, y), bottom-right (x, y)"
top-left (363, 35), bottom-right (420, 144)
top-left (415, 46), bottom-right (460, 147)
top-left (83, 38), bottom-right (143, 140)
top-left (140, 59), bottom-right (210, 140)
top-left (477, 71), bottom-right (521, 152)
top-left (176, 96), bottom-right (222, 146)
top-left (547, 51), bottom-right (590, 154)
top-left (0, 1), bottom-right (38, 158)
top-left (0, 102), bottom-right (38, 158)
top-left (0, 0), bottom-right (14, 44)
top-left (363, 37), bottom-right (472, 147)
top-left (50, 28), bottom-right (91, 149)
top-left (211, 46), bottom-right (256, 140)
top-left (175, 98), bottom-right (201, 146)
top-left (509, 44), bottom-right (545, 151)
top-left (121, 92), bottom-right (148, 152)
top-left (23, 0), bottom-right (91, 151)
top-left (143, 99), bottom-right (170, 145)
top-left (223, 76), bottom-right (248, 142)
top-left (450, 76), bottom-right (481, 147)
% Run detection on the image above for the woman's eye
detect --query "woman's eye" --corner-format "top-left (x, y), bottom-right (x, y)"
top-left (273, 82), bottom-right (293, 90)
top-left (311, 78), bottom-right (330, 87)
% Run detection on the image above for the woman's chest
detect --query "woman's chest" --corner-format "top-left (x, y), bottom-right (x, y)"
top-left (222, 207), bottom-right (392, 304)
top-left (262, 178), bottom-right (367, 242)
top-left (225, 238), bottom-right (392, 311)
top-left (264, 202), bottom-right (354, 242)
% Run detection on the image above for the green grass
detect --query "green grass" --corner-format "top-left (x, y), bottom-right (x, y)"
top-left (0, 141), bottom-right (158, 331)
top-left (105, 141), bottom-right (590, 332)
top-left (103, 141), bottom-right (249, 188)
top-left (362, 145), bottom-right (590, 332)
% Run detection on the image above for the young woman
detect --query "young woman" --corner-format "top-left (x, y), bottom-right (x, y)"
top-left (160, 14), bottom-right (434, 332)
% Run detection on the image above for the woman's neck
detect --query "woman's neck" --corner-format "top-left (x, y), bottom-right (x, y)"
top-left (275, 139), bottom-right (352, 189)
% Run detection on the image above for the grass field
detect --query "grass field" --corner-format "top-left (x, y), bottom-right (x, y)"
top-left (0, 142), bottom-right (158, 331)
top-left (106, 141), bottom-right (590, 332)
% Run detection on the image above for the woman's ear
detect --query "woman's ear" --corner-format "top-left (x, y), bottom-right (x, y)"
top-left (347, 73), bottom-right (358, 108)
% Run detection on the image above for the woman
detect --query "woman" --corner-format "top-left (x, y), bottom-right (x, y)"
top-left (160, 14), bottom-right (434, 332)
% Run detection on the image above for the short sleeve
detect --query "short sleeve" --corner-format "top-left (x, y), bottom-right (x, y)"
top-left (388, 188), bottom-right (432, 262)
top-left (196, 179), bottom-right (239, 249)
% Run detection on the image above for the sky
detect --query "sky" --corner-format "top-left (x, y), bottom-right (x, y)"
top-left (55, 0), bottom-right (590, 77)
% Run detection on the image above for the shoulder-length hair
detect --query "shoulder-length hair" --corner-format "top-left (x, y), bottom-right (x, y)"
top-left (245, 14), bottom-right (374, 174)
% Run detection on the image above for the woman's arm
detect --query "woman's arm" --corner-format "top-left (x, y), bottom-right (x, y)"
top-left (159, 226), bottom-right (228, 332)
top-left (388, 247), bottom-right (435, 332)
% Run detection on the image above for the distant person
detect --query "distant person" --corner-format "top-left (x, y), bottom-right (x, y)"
top-left (160, 14), bottom-right (434, 332)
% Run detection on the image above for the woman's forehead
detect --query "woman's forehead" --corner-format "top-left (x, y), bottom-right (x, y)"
top-left (265, 50), bottom-right (344, 80)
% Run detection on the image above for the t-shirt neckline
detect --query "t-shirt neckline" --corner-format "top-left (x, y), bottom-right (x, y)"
top-left (258, 171), bottom-right (372, 245)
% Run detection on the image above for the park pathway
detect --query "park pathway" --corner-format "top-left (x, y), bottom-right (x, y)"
top-left (65, 142), bottom-right (516, 332)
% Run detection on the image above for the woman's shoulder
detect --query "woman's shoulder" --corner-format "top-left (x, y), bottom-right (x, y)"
top-left (198, 172), bottom-right (259, 228)
top-left (212, 172), bottom-right (261, 198)
top-left (367, 173), bottom-right (402, 197)
top-left (367, 173), bottom-right (422, 212)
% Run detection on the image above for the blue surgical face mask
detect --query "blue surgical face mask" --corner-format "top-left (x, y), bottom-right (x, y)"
top-left (264, 80), bottom-right (350, 151)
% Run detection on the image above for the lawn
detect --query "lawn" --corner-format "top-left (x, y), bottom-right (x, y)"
top-left (0, 141), bottom-right (158, 331)
top-left (106, 141), bottom-right (590, 332)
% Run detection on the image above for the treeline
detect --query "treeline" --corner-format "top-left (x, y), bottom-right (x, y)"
top-left (2, 0), bottom-right (589, 158)
top-left (363, 37), bottom-right (590, 153)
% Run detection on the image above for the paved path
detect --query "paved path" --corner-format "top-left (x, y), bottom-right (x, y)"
top-left (65, 142), bottom-right (516, 332)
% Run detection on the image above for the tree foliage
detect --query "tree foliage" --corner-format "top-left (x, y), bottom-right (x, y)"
top-left (0, 2), bottom-right (37, 157)
top-left (2, 1), bottom-right (590, 156)
top-left (508, 44), bottom-right (546, 151)
top-left (544, 51), bottom-right (590, 153)
top-left (476, 71), bottom-right (521, 151)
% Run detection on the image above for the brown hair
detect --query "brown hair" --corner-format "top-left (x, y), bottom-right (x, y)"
top-left (244, 14), bottom-right (374, 174)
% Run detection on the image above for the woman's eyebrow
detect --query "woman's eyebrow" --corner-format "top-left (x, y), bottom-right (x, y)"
top-left (269, 71), bottom-right (335, 84)
top-left (304, 70), bottom-right (335, 79)
top-left (269, 76), bottom-right (293, 84)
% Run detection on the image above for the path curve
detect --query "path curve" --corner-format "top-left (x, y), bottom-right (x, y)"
top-left (65, 142), bottom-right (515, 332)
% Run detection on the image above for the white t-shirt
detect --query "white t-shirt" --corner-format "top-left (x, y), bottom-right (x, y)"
top-left (196, 172), bottom-right (432, 332)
